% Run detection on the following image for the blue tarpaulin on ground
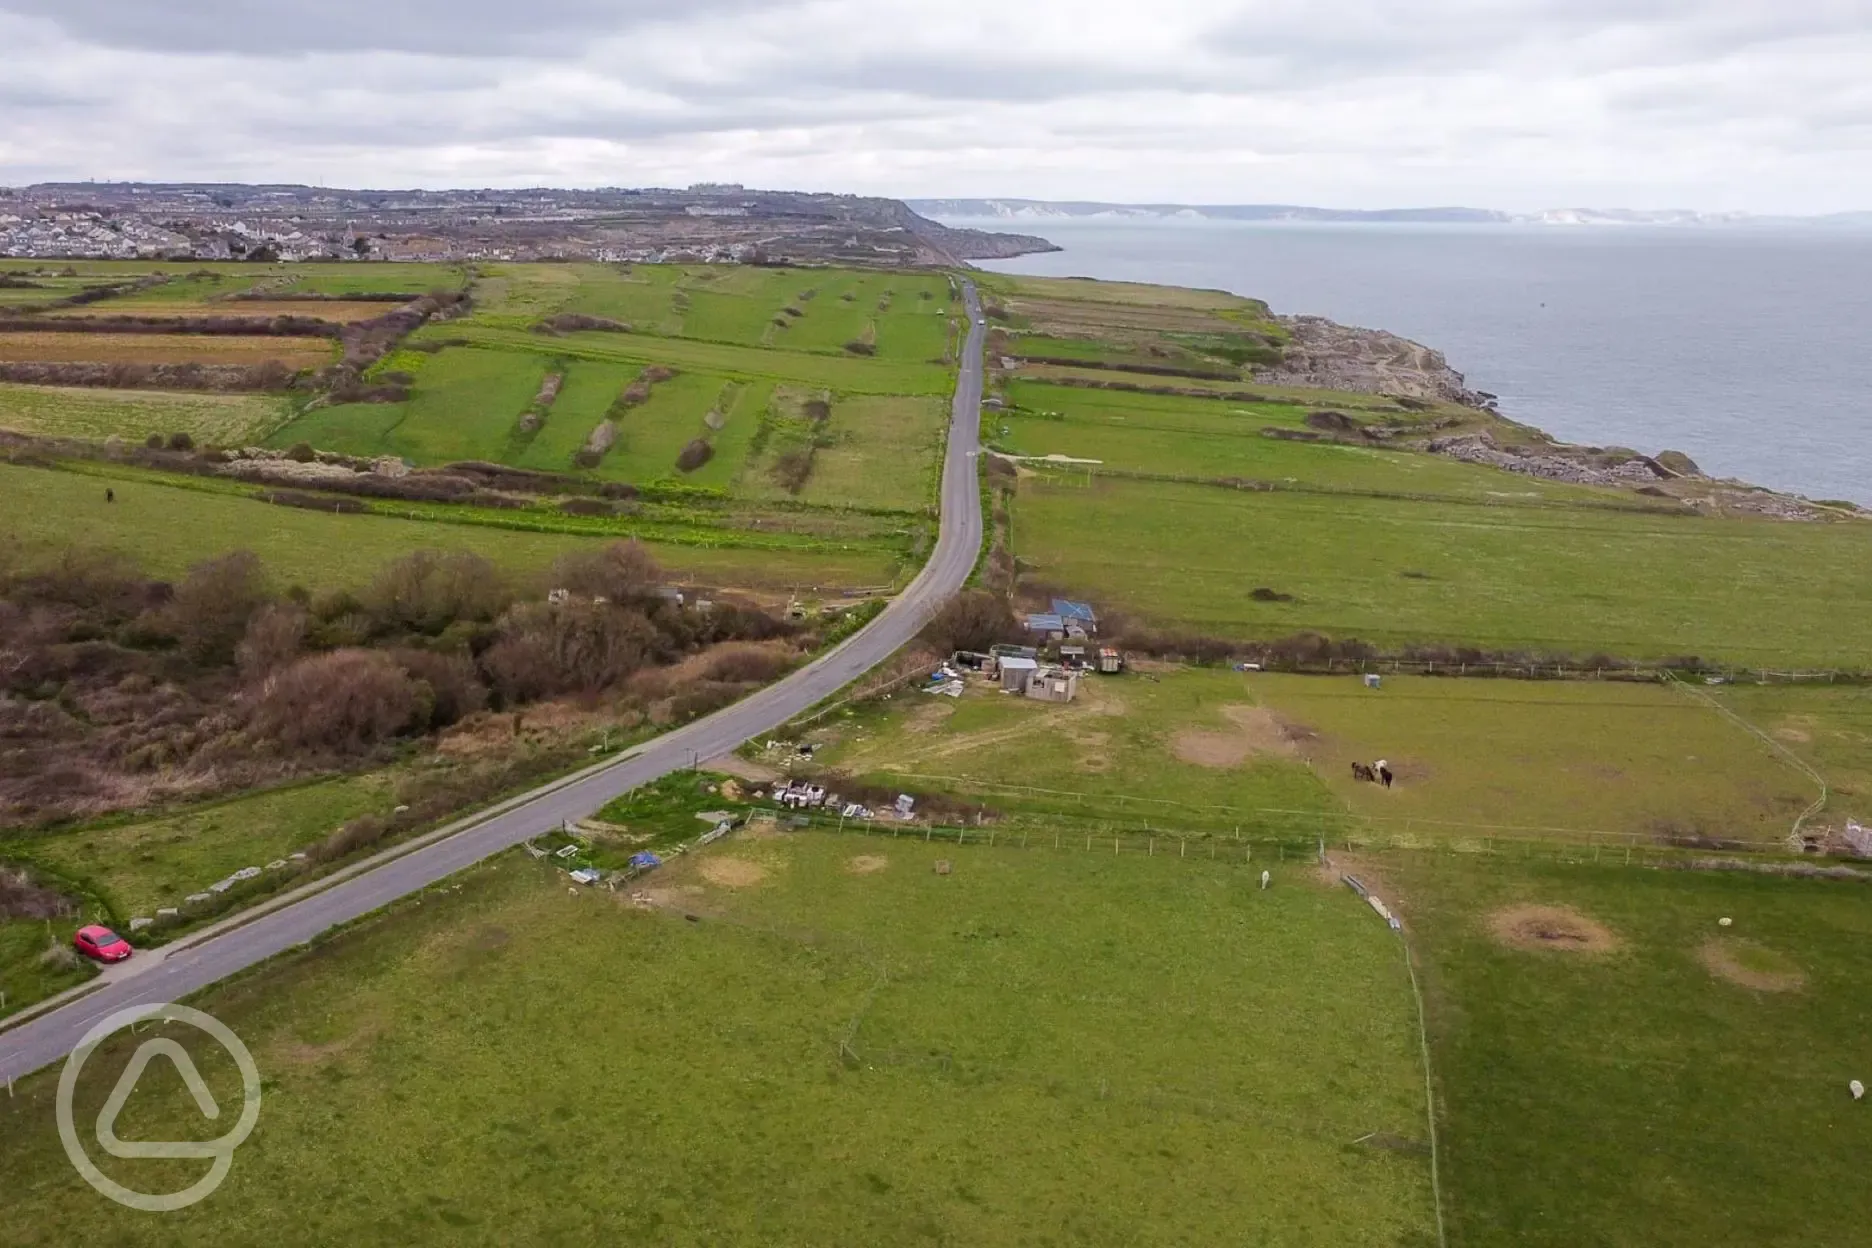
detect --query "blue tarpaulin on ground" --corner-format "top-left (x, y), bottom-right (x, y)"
top-left (629, 852), bottom-right (663, 870)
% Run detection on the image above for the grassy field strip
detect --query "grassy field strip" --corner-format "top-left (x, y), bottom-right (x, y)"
top-left (862, 773), bottom-right (1789, 850)
top-left (810, 670), bottom-right (1832, 851)
top-left (0, 461), bottom-right (901, 590)
top-left (0, 331), bottom-right (336, 367)
top-left (42, 456), bottom-right (906, 559)
top-left (436, 326), bottom-right (953, 395)
top-left (1014, 478), bottom-right (1872, 665)
top-left (0, 382), bottom-right (292, 445)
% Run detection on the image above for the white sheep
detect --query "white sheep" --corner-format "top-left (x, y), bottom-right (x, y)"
top-left (1851, 1080), bottom-right (1865, 1101)
top-left (1260, 869), bottom-right (1271, 891)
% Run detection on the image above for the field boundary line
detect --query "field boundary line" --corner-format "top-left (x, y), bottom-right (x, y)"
top-left (1666, 675), bottom-right (1829, 850)
top-left (1401, 932), bottom-right (1449, 1248)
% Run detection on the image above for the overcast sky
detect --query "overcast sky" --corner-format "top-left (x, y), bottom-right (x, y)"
top-left (0, 0), bottom-right (1867, 212)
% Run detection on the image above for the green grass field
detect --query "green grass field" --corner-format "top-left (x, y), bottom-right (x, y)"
top-left (0, 383), bottom-right (289, 446)
top-left (1012, 476), bottom-right (1872, 665)
top-left (0, 462), bottom-right (901, 591)
top-left (1247, 673), bottom-right (1821, 847)
top-left (0, 832), bottom-right (1435, 1245)
top-left (805, 666), bottom-right (1830, 849)
top-left (275, 348), bottom-right (550, 463)
top-left (1711, 684), bottom-right (1872, 831)
top-left (993, 380), bottom-right (1625, 505)
top-left (735, 393), bottom-right (948, 510)
top-left (1390, 851), bottom-right (1872, 1247)
top-left (806, 667), bottom-right (1340, 822)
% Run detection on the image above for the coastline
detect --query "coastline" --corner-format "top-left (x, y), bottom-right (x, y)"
top-left (951, 216), bottom-right (1872, 509)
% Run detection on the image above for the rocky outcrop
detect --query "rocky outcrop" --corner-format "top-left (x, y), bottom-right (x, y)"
top-left (1425, 432), bottom-right (1666, 488)
top-left (1254, 316), bottom-right (1495, 407)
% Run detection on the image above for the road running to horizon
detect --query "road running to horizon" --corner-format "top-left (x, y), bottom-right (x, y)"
top-left (0, 280), bottom-right (987, 1084)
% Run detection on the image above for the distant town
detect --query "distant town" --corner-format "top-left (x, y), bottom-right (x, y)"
top-left (0, 182), bottom-right (1058, 266)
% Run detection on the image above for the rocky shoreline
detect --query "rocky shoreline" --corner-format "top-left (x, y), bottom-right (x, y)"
top-left (1252, 315), bottom-right (1496, 408)
top-left (1237, 312), bottom-right (1855, 520)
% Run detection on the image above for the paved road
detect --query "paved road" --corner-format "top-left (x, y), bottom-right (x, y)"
top-left (0, 280), bottom-right (987, 1083)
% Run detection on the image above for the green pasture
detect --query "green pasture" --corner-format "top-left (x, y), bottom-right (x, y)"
top-left (978, 270), bottom-right (1267, 314)
top-left (807, 667), bottom-right (1339, 823)
top-left (0, 463), bottom-right (899, 590)
top-left (1393, 852), bottom-right (1872, 1247)
top-left (994, 380), bottom-right (1625, 504)
top-left (1247, 673), bottom-right (1819, 847)
top-left (738, 393), bottom-right (947, 511)
top-left (277, 265), bottom-right (468, 296)
top-left (0, 383), bottom-right (289, 446)
top-left (434, 325), bottom-right (952, 396)
top-left (555, 263), bottom-right (686, 333)
top-left (459, 263), bottom-right (953, 361)
top-left (509, 357), bottom-right (636, 471)
top-left (1710, 683), bottom-right (1872, 831)
top-left (275, 347), bottom-right (547, 463)
top-left (601, 371), bottom-right (733, 481)
top-left (0, 832), bottom-right (1434, 1245)
top-left (1011, 476), bottom-right (1872, 665)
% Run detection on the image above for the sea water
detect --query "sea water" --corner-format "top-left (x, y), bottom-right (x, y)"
top-left (943, 218), bottom-right (1872, 505)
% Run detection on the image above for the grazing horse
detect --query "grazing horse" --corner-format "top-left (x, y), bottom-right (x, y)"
top-left (1351, 762), bottom-right (1376, 783)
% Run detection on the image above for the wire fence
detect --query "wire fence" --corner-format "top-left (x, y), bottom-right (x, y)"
top-left (844, 773), bottom-right (1801, 856)
top-left (765, 804), bottom-right (1806, 871)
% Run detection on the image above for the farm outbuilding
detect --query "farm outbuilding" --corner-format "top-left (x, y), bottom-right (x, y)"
top-left (999, 655), bottom-right (1039, 694)
top-left (1024, 612), bottom-right (1065, 641)
top-left (1025, 666), bottom-right (1080, 704)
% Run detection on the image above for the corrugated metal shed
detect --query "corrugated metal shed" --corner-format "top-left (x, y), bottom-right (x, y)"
top-left (1024, 612), bottom-right (1065, 633)
top-left (998, 656), bottom-right (1039, 671)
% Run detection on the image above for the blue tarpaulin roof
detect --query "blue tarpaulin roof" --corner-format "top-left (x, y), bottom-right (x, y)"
top-left (1051, 599), bottom-right (1097, 622)
top-left (1024, 613), bottom-right (1064, 632)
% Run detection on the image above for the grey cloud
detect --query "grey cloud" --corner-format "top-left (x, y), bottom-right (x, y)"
top-left (0, 0), bottom-right (771, 56)
top-left (0, 0), bottom-right (1868, 212)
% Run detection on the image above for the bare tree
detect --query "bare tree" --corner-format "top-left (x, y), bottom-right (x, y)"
top-left (235, 602), bottom-right (308, 684)
top-left (365, 550), bottom-right (510, 636)
top-left (550, 540), bottom-right (663, 605)
top-left (481, 601), bottom-right (659, 703)
top-left (922, 590), bottom-right (1018, 654)
top-left (169, 551), bottom-right (267, 665)
top-left (249, 649), bottom-right (419, 752)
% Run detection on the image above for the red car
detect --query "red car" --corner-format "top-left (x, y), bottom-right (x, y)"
top-left (73, 925), bottom-right (133, 963)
